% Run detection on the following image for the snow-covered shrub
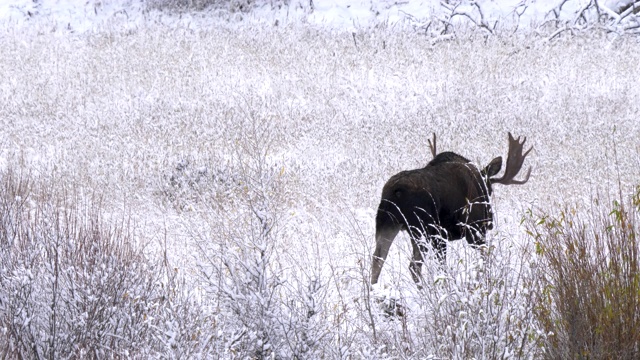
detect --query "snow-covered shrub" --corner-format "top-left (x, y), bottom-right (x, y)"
top-left (0, 168), bottom-right (201, 358)
top-left (366, 238), bottom-right (543, 358)
top-left (188, 111), bottom-right (335, 358)
top-left (161, 156), bottom-right (244, 211)
top-left (145, 0), bottom-right (260, 12)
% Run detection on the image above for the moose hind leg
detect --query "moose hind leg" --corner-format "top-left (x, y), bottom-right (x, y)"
top-left (371, 225), bottom-right (401, 284)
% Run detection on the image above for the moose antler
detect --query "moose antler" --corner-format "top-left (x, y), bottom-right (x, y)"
top-left (491, 132), bottom-right (533, 185)
top-left (428, 133), bottom-right (437, 158)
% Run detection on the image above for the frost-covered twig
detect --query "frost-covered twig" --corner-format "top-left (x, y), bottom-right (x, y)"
top-left (450, 1), bottom-right (495, 35)
top-left (510, 1), bottom-right (529, 34)
top-left (598, 1), bottom-right (622, 22)
top-left (616, 1), bottom-right (640, 24)
top-left (573, 0), bottom-right (593, 26)
top-left (544, 25), bottom-right (570, 41)
top-left (549, 0), bottom-right (571, 19)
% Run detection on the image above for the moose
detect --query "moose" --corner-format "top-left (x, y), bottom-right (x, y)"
top-left (371, 132), bottom-right (532, 285)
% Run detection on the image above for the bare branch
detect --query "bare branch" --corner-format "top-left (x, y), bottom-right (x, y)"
top-left (599, 1), bottom-right (622, 22)
top-left (544, 26), bottom-right (570, 42)
top-left (573, 1), bottom-right (592, 26)
top-left (617, 1), bottom-right (640, 24)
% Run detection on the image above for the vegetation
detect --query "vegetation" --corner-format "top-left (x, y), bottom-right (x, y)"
top-left (1, 6), bottom-right (639, 357)
top-left (527, 186), bottom-right (640, 359)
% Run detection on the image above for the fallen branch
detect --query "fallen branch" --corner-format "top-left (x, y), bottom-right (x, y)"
top-left (544, 25), bottom-right (570, 41)
top-left (616, 1), bottom-right (640, 24)
top-left (450, 3), bottom-right (494, 35)
top-left (598, 1), bottom-right (622, 22)
top-left (573, 0), bottom-right (592, 26)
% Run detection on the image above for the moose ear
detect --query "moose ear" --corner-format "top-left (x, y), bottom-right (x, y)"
top-left (482, 156), bottom-right (502, 177)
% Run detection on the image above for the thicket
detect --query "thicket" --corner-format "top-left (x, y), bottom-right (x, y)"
top-left (527, 186), bottom-right (640, 359)
top-left (0, 169), bottom-right (206, 358)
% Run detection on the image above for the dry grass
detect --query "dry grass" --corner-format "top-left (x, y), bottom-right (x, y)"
top-left (527, 186), bottom-right (640, 359)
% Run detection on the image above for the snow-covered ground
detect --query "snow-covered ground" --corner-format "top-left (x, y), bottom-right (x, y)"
top-left (1, 0), bottom-right (637, 34)
top-left (1, 0), bottom-right (639, 358)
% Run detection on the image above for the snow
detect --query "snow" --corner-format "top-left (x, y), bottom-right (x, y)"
top-left (1, 0), bottom-right (635, 34)
top-left (1, 0), bottom-right (639, 358)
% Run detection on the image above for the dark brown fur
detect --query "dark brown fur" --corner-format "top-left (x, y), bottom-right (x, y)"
top-left (371, 133), bottom-right (531, 285)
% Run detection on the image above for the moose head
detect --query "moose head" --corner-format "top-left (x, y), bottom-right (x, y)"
top-left (371, 132), bottom-right (532, 285)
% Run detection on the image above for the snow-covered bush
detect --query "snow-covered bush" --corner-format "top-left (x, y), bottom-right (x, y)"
top-left (0, 169), bottom-right (146, 356)
top-left (184, 110), bottom-right (335, 357)
top-left (0, 169), bottom-right (204, 358)
top-left (145, 0), bottom-right (262, 12)
top-left (363, 236), bottom-right (544, 358)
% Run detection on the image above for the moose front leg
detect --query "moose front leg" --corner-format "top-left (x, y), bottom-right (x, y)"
top-left (409, 238), bottom-right (425, 285)
top-left (465, 230), bottom-right (489, 264)
top-left (409, 235), bottom-right (447, 286)
top-left (431, 236), bottom-right (447, 264)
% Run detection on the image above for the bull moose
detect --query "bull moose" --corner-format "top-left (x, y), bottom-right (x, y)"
top-left (371, 133), bottom-right (532, 285)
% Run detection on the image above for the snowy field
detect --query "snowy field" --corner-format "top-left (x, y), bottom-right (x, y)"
top-left (1, 0), bottom-right (640, 358)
